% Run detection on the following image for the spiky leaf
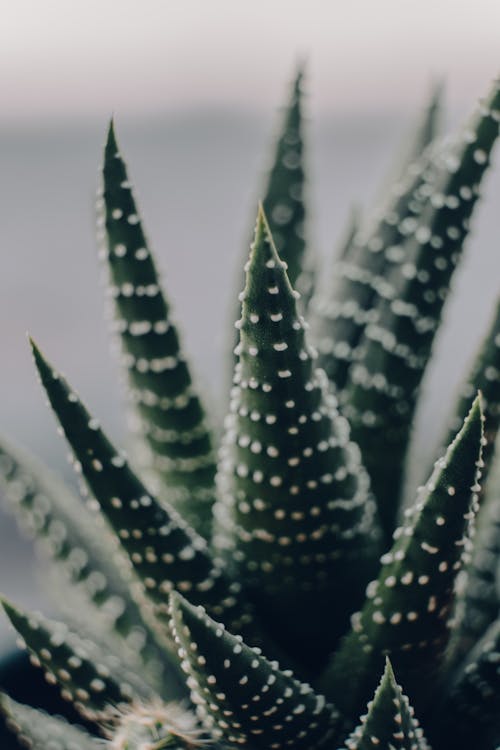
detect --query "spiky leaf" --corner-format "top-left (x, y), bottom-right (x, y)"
top-left (320, 396), bottom-right (483, 720)
top-left (0, 692), bottom-right (100, 750)
top-left (215, 207), bottom-right (381, 667)
top-left (98, 121), bottom-right (216, 538)
top-left (168, 591), bottom-right (341, 750)
top-left (379, 80), bottom-right (443, 197)
top-left (30, 340), bottom-right (256, 641)
top-left (105, 701), bottom-right (201, 750)
top-left (0, 435), bottom-right (165, 684)
top-left (449, 448), bottom-right (500, 660)
top-left (339, 659), bottom-right (430, 750)
top-left (1, 599), bottom-right (153, 720)
top-left (345, 78), bottom-right (500, 537)
top-left (441, 297), bottom-right (500, 476)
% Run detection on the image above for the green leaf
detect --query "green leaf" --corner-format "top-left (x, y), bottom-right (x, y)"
top-left (259, 64), bottom-right (311, 293)
top-left (1, 599), bottom-right (154, 720)
top-left (215, 207), bottom-right (381, 669)
top-left (30, 339), bottom-right (257, 644)
top-left (168, 591), bottom-right (341, 750)
top-left (378, 79), bottom-right (443, 198)
top-left (345, 77), bottom-right (500, 538)
top-left (440, 297), bottom-right (500, 478)
top-left (0, 434), bottom-right (166, 687)
top-left (98, 120), bottom-right (216, 538)
top-left (0, 692), bottom-right (101, 750)
top-left (310, 86), bottom-right (442, 399)
top-left (448, 446), bottom-right (500, 661)
top-left (320, 396), bottom-right (483, 721)
top-left (339, 659), bottom-right (430, 750)
top-left (443, 617), bottom-right (500, 747)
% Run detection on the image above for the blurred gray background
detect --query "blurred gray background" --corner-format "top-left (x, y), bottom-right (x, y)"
top-left (1, 0), bottom-right (500, 649)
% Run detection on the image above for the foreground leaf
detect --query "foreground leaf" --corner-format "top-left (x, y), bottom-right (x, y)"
top-left (98, 121), bottom-right (216, 538)
top-left (169, 591), bottom-right (341, 749)
top-left (320, 396), bottom-right (483, 720)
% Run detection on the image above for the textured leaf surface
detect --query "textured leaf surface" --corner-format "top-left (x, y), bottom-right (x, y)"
top-left (106, 700), bottom-right (200, 750)
top-left (441, 618), bottom-right (500, 748)
top-left (379, 80), bottom-right (443, 196)
top-left (0, 435), bottom-right (165, 685)
top-left (229, 66), bottom-right (313, 380)
top-left (320, 397), bottom-right (483, 720)
top-left (1, 599), bottom-right (153, 719)
top-left (30, 340), bottom-right (257, 643)
top-left (215, 207), bottom-right (381, 667)
top-left (345, 78), bottom-right (500, 538)
top-left (441, 298), bottom-right (500, 476)
top-left (169, 592), bottom-right (340, 750)
top-left (98, 121), bottom-right (216, 538)
top-left (449, 447), bottom-right (500, 661)
top-left (339, 659), bottom-right (430, 750)
top-left (258, 66), bottom-right (310, 293)
top-left (310, 86), bottom-right (442, 399)
top-left (0, 692), bottom-right (100, 750)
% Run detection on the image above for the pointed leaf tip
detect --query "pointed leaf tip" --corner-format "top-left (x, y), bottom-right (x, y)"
top-left (168, 592), bottom-right (340, 750)
top-left (105, 117), bottom-right (119, 154)
top-left (245, 205), bottom-right (292, 297)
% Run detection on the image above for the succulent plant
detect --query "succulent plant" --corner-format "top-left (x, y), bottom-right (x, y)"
top-left (1, 70), bottom-right (500, 750)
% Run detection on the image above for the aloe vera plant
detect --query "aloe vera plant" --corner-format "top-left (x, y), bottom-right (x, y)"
top-left (1, 71), bottom-right (500, 750)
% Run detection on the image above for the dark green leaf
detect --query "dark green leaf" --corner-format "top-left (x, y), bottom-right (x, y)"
top-left (98, 121), bottom-right (216, 538)
top-left (168, 591), bottom-right (341, 750)
top-left (345, 78), bottom-right (500, 538)
top-left (310, 85), bottom-right (443, 400)
top-left (0, 692), bottom-right (101, 750)
top-left (440, 298), bottom-right (500, 478)
top-left (0, 435), bottom-right (166, 687)
top-left (30, 339), bottom-right (257, 644)
top-left (320, 396), bottom-right (483, 720)
top-left (448, 447), bottom-right (500, 661)
top-left (441, 618), bottom-right (500, 748)
top-left (1, 599), bottom-right (153, 720)
top-left (215, 207), bottom-right (381, 668)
